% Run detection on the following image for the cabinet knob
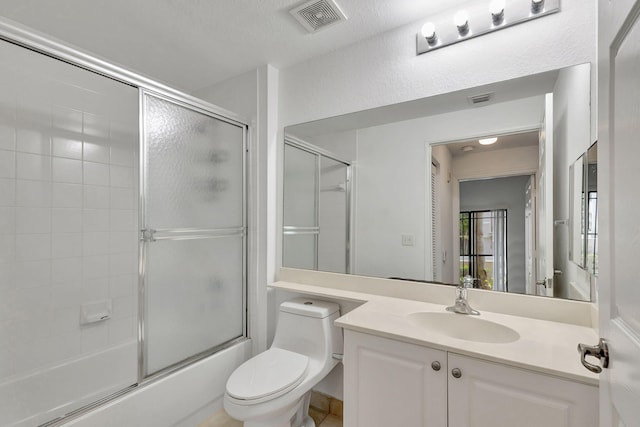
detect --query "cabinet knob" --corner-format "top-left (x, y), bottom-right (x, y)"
top-left (431, 361), bottom-right (441, 371)
top-left (451, 368), bottom-right (462, 378)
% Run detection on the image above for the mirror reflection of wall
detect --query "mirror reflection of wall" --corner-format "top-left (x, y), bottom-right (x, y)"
top-left (283, 63), bottom-right (594, 302)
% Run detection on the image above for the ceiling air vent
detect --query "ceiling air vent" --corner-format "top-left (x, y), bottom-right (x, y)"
top-left (468, 92), bottom-right (494, 106)
top-left (290, 0), bottom-right (348, 33)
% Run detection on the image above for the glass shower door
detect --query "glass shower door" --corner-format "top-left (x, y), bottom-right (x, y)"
top-left (318, 157), bottom-right (349, 273)
top-left (141, 92), bottom-right (246, 377)
top-left (283, 143), bottom-right (318, 270)
top-left (282, 141), bottom-right (351, 273)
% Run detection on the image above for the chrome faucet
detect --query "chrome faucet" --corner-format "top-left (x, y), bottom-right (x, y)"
top-left (446, 275), bottom-right (480, 315)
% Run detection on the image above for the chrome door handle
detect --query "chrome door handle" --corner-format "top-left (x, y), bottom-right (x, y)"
top-left (578, 338), bottom-right (609, 373)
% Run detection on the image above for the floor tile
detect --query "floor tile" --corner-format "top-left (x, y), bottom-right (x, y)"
top-left (318, 414), bottom-right (343, 427)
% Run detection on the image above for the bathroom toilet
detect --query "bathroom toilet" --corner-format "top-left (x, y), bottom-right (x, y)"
top-left (224, 298), bottom-right (342, 427)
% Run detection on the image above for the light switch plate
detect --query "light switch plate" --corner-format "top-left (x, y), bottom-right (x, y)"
top-left (402, 234), bottom-right (414, 246)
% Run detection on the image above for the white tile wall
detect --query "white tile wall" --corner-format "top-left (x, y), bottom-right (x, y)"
top-left (0, 38), bottom-right (139, 401)
top-left (0, 179), bottom-right (15, 205)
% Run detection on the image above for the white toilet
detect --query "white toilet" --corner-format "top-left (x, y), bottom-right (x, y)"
top-left (224, 298), bottom-right (342, 427)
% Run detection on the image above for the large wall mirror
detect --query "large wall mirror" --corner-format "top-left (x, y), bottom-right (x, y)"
top-left (283, 63), bottom-right (594, 302)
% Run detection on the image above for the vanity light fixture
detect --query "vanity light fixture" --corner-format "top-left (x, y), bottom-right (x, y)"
top-left (454, 10), bottom-right (470, 36)
top-left (416, 0), bottom-right (559, 55)
top-left (479, 137), bottom-right (498, 145)
top-left (490, 0), bottom-right (506, 25)
top-left (421, 22), bottom-right (438, 45)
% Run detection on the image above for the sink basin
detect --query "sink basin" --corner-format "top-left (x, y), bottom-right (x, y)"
top-left (407, 312), bottom-right (520, 344)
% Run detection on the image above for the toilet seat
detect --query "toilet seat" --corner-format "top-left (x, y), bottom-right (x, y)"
top-left (226, 348), bottom-right (309, 404)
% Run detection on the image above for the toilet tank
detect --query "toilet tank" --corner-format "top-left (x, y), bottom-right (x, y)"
top-left (271, 298), bottom-right (342, 360)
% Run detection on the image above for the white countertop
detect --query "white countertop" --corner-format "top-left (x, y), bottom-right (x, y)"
top-left (270, 279), bottom-right (600, 386)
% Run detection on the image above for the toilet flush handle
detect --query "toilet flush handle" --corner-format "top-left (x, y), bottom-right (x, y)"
top-left (332, 353), bottom-right (344, 362)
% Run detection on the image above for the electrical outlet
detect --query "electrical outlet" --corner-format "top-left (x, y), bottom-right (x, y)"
top-left (401, 234), bottom-right (414, 246)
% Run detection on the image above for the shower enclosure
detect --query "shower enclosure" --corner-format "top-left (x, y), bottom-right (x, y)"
top-left (0, 33), bottom-right (247, 427)
top-left (282, 137), bottom-right (351, 274)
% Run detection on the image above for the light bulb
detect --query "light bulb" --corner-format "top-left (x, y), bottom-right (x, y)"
top-left (421, 22), bottom-right (437, 44)
top-left (490, 0), bottom-right (505, 25)
top-left (454, 10), bottom-right (470, 36)
top-left (479, 137), bottom-right (498, 145)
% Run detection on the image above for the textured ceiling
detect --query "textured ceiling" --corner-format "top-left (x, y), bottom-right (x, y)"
top-left (445, 131), bottom-right (540, 157)
top-left (0, 0), bottom-right (468, 92)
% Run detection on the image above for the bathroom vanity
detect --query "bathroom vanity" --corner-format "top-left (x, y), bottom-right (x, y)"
top-left (270, 268), bottom-right (599, 427)
top-left (341, 318), bottom-right (597, 427)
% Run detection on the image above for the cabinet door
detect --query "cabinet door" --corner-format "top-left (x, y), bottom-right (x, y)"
top-left (343, 330), bottom-right (447, 427)
top-left (448, 353), bottom-right (598, 427)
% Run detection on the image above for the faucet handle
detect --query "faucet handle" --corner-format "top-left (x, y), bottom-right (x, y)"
top-left (461, 275), bottom-right (475, 288)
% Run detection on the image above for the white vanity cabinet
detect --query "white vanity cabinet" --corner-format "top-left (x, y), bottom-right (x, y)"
top-left (447, 353), bottom-right (598, 427)
top-left (343, 330), bottom-right (598, 427)
top-left (343, 330), bottom-right (447, 426)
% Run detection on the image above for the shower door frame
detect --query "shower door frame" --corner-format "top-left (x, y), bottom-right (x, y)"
top-left (0, 18), bottom-right (251, 426)
top-left (283, 135), bottom-right (352, 273)
top-left (138, 89), bottom-right (249, 382)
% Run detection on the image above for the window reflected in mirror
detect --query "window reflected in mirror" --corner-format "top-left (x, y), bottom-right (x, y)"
top-left (459, 210), bottom-right (507, 291)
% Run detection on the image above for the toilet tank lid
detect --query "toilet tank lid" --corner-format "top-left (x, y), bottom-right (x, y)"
top-left (279, 298), bottom-right (340, 318)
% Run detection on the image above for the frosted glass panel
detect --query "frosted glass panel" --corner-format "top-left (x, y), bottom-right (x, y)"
top-left (283, 234), bottom-right (317, 270)
top-left (319, 157), bottom-right (348, 273)
top-left (283, 144), bottom-right (317, 227)
top-left (145, 236), bottom-right (244, 375)
top-left (144, 94), bottom-right (244, 230)
top-left (143, 93), bottom-right (245, 376)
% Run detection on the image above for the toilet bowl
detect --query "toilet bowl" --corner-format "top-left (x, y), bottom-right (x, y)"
top-left (224, 298), bottom-right (342, 427)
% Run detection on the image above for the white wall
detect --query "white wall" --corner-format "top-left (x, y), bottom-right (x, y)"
top-left (349, 96), bottom-right (543, 282)
top-left (551, 64), bottom-right (592, 300)
top-left (194, 69), bottom-right (258, 119)
top-left (354, 125), bottom-right (427, 279)
top-left (305, 130), bottom-right (358, 162)
top-left (459, 175), bottom-right (531, 294)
